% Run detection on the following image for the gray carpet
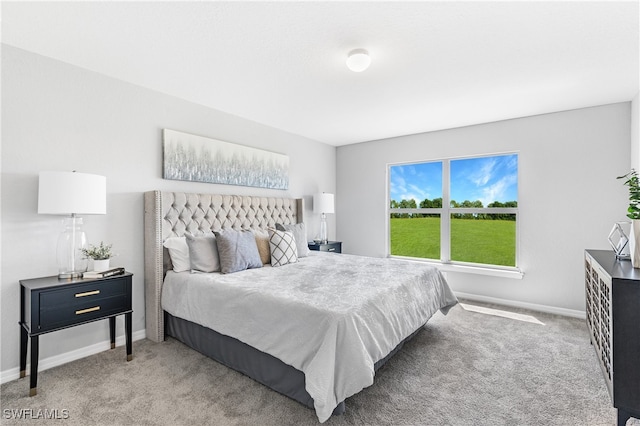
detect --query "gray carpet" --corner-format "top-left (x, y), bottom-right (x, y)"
top-left (2, 301), bottom-right (638, 425)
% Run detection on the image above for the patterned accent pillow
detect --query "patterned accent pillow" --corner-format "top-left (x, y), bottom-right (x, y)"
top-left (268, 229), bottom-right (298, 267)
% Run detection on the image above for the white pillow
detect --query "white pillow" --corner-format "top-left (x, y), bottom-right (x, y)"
top-left (163, 236), bottom-right (190, 272)
top-left (269, 229), bottom-right (298, 267)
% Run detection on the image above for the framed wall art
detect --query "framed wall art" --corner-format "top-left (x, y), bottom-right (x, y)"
top-left (163, 129), bottom-right (289, 190)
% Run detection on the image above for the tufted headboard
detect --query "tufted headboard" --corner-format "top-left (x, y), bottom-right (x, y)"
top-left (144, 191), bottom-right (304, 342)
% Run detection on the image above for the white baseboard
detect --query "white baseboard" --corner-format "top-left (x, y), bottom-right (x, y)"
top-left (454, 291), bottom-right (586, 319)
top-left (0, 329), bottom-right (146, 385)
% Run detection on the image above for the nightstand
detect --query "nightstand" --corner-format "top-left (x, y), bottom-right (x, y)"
top-left (19, 272), bottom-right (133, 396)
top-left (308, 241), bottom-right (342, 253)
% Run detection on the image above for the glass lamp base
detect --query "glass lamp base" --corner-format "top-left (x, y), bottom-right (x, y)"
top-left (57, 216), bottom-right (88, 278)
top-left (319, 213), bottom-right (328, 244)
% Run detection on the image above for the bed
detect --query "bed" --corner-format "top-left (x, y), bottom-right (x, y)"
top-left (144, 191), bottom-right (458, 422)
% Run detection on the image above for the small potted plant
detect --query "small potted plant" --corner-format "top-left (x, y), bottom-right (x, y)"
top-left (617, 169), bottom-right (640, 267)
top-left (81, 241), bottom-right (114, 272)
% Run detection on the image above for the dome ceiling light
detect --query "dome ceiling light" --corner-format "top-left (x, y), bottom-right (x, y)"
top-left (346, 48), bottom-right (371, 72)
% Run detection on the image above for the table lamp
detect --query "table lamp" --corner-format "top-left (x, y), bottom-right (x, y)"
top-left (313, 192), bottom-right (334, 244)
top-left (38, 171), bottom-right (106, 278)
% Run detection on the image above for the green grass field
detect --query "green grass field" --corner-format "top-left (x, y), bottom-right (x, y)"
top-left (390, 217), bottom-right (516, 267)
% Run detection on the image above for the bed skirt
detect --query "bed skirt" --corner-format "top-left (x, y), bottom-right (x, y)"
top-left (165, 312), bottom-right (422, 417)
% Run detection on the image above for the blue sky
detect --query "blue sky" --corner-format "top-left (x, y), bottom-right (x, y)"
top-left (390, 154), bottom-right (518, 207)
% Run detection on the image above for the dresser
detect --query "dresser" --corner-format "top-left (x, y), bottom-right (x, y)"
top-left (19, 272), bottom-right (133, 396)
top-left (584, 250), bottom-right (640, 425)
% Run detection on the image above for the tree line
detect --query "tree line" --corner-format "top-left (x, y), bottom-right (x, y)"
top-left (390, 198), bottom-right (517, 220)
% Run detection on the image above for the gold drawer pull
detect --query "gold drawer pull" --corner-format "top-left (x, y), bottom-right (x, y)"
top-left (76, 306), bottom-right (100, 315)
top-left (75, 290), bottom-right (100, 298)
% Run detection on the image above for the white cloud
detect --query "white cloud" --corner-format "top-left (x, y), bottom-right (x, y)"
top-left (390, 174), bottom-right (407, 199)
top-left (479, 173), bottom-right (517, 206)
top-left (408, 184), bottom-right (429, 198)
top-left (470, 157), bottom-right (498, 187)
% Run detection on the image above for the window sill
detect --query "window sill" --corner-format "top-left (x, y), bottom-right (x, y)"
top-left (390, 256), bottom-right (524, 279)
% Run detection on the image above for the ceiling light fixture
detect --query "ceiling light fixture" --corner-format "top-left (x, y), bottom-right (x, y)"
top-left (346, 48), bottom-right (371, 72)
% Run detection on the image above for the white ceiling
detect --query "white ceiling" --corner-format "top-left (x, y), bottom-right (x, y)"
top-left (2, 1), bottom-right (639, 146)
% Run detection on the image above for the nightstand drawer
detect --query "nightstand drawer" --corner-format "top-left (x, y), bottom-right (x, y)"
top-left (40, 295), bottom-right (129, 331)
top-left (308, 241), bottom-right (342, 253)
top-left (40, 278), bottom-right (127, 307)
top-left (31, 276), bottom-right (132, 333)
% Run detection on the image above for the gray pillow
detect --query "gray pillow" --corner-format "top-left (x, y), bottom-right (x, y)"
top-left (213, 229), bottom-right (263, 274)
top-left (185, 232), bottom-right (220, 273)
top-left (275, 222), bottom-right (310, 258)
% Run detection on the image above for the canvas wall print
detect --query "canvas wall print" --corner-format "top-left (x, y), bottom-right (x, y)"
top-left (163, 129), bottom-right (289, 190)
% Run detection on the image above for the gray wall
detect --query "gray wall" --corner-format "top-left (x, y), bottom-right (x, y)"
top-left (337, 103), bottom-right (631, 313)
top-left (1, 46), bottom-right (336, 375)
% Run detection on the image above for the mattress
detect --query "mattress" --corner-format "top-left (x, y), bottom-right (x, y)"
top-left (162, 251), bottom-right (458, 422)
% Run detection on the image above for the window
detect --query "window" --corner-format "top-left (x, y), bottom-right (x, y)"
top-left (389, 153), bottom-right (518, 269)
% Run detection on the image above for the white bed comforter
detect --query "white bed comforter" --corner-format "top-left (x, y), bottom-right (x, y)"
top-left (162, 251), bottom-right (458, 422)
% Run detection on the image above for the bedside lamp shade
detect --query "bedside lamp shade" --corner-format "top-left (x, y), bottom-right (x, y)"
top-left (313, 193), bottom-right (335, 215)
top-left (38, 171), bottom-right (106, 215)
top-left (38, 171), bottom-right (106, 278)
top-left (313, 193), bottom-right (335, 244)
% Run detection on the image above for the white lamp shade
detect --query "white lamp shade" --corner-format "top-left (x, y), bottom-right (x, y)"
top-left (346, 48), bottom-right (371, 72)
top-left (38, 171), bottom-right (106, 215)
top-left (314, 193), bottom-right (335, 214)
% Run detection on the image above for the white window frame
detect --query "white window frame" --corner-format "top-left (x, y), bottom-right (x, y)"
top-left (387, 153), bottom-right (523, 279)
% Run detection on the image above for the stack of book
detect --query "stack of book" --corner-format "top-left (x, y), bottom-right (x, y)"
top-left (83, 267), bottom-right (125, 279)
